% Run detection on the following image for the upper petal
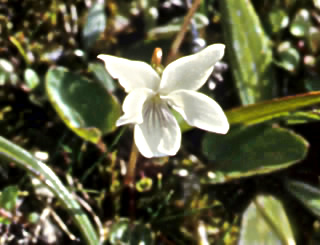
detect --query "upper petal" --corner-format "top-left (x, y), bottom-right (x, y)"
top-left (134, 100), bottom-right (181, 158)
top-left (97, 54), bottom-right (160, 93)
top-left (116, 88), bottom-right (155, 127)
top-left (159, 44), bottom-right (225, 94)
top-left (165, 90), bottom-right (229, 134)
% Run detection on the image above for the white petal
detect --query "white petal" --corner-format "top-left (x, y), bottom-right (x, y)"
top-left (116, 88), bottom-right (155, 127)
top-left (134, 101), bottom-right (181, 158)
top-left (97, 54), bottom-right (160, 93)
top-left (165, 90), bottom-right (229, 134)
top-left (159, 44), bottom-right (225, 94)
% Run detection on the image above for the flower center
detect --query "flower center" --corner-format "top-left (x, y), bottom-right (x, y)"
top-left (143, 94), bottom-right (172, 134)
top-left (150, 93), bottom-right (162, 103)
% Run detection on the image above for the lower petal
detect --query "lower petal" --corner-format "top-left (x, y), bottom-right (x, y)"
top-left (165, 90), bottom-right (229, 134)
top-left (134, 102), bottom-right (181, 158)
top-left (116, 88), bottom-right (154, 127)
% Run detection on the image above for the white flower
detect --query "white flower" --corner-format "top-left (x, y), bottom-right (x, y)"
top-left (98, 44), bottom-right (229, 158)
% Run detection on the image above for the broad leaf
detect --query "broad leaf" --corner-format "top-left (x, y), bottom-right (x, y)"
top-left (89, 62), bottom-right (116, 92)
top-left (202, 124), bottom-right (308, 183)
top-left (46, 67), bottom-right (121, 143)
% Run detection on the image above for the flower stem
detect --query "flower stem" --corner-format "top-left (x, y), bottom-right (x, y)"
top-left (166, 0), bottom-right (202, 65)
top-left (125, 140), bottom-right (139, 221)
top-left (124, 140), bottom-right (139, 188)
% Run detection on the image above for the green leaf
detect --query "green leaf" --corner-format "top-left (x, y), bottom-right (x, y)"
top-left (226, 91), bottom-right (320, 126)
top-left (220, 0), bottom-right (275, 105)
top-left (171, 109), bottom-right (191, 132)
top-left (24, 68), bottom-right (40, 90)
top-left (202, 125), bottom-right (308, 183)
top-left (46, 67), bottom-right (121, 144)
top-left (0, 136), bottom-right (99, 245)
top-left (0, 186), bottom-right (19, 212)
top-left (286, 180), bottom-right (320, 218)
top-left (88, 62), bottom-right (116, 92)
top-left (239, 195), bottom-right (295, 245)
top-left (82, 0), bottom-right (107, 50)
top-left (109, 218), bottom-right (154, 245)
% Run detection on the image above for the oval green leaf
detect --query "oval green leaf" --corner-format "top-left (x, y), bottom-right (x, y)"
top-left (202, 125), bottom-right (308, 183)
top-left (46, 67), bottom-right (121, 144)
top-left (89, 62), bottom-right (116, 92)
